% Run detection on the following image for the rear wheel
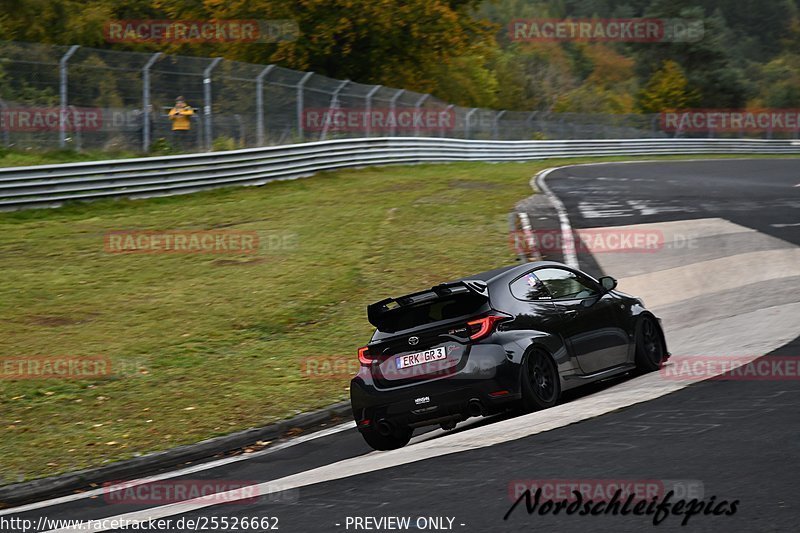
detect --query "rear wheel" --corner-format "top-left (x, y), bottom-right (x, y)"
top-left (521, 348), bottom-right (561, 412)
top-left (359, 425), bottom-right (412, 451)
top-left (635, 316), bottom-right (665, 372)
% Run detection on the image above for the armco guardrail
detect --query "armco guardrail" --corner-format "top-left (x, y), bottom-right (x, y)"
top-left (1, 137), bottom-right (798, 209)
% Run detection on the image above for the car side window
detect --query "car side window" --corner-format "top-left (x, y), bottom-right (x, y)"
top-left (533, 267), bottom-right (599, 300)
top-left (509, 271), bottom-right (551, 301)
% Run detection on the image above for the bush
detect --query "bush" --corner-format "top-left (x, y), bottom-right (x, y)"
top-left (212, 136), bottom-right (239, 152)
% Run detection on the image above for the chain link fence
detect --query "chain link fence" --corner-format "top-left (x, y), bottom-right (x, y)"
top-left (0, 40), bottom-right (791, 154)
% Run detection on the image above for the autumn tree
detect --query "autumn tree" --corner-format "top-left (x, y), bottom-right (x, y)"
top-left (554, 45), bottom-right (637, 113)
top-left (637, 60), bottom-right (695, 113)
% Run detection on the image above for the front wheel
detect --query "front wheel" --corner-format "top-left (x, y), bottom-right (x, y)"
top-left (359, 425), bottom-right (412, 451)
top-left (634, 316), bottom-right (665, 372)
top-left (520, 348), bottom-right (561, 412)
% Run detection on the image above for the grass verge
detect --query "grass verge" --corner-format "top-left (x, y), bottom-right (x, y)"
top-left (0, 148), bottom-right (138, 168)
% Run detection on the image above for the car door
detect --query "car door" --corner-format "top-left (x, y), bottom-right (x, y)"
top-left (533, 267), bottom-right (630, 374)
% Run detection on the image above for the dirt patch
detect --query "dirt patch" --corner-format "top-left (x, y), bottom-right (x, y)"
top-left (28, 315), bottom-right (95, 327)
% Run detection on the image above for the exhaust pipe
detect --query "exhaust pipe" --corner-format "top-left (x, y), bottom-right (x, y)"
top-left (468, 398), bottom-right (485, 417)
top-left (376, 419), bottom-right (392, 436)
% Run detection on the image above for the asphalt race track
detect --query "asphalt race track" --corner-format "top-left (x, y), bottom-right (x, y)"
top-left (2, 158), bottom-right (799, 533)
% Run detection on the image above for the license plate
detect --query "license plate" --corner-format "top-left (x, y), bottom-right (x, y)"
top-left (395, 346), bottom-right (447, 369)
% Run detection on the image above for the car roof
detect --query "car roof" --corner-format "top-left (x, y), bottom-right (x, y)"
top-left (458, 261), bottom-right (574, 286)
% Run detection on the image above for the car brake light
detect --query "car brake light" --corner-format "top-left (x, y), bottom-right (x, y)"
top-left (467, 314), bottom-right (508, 341)
top-left (358, 346), bottom-right (373, 365)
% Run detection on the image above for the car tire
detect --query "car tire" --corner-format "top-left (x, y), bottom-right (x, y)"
top-left (634, 315), bottom-right (665, 372)
top-left (359, 425), bottom-right (413, 451)
top-left (520, 348), bottom-right (561, 412)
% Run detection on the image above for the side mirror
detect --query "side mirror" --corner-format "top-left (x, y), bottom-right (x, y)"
top-left (599, 276), bottom-right (617, 292)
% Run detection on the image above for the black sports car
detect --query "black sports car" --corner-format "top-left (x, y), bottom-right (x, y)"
top-left (350, 261), bottom-right (669, 450)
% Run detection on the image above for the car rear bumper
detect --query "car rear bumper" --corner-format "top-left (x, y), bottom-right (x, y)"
top-left (350, 345), bottom-right (520, 431)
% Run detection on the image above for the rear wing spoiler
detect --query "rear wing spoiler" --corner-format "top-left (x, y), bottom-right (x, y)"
top-left (366, 279), bottom-right (488, 328)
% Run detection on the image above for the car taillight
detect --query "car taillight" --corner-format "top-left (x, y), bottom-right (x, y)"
top-left (467, 314), bottom-right (509, 341)
top-left (358, 346), bottom-right (373, 365)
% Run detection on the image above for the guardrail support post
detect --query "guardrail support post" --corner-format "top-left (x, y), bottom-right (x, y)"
top-left (465, 108), bottom-right (478, 139)
top-left (142, 52), bottom-right (161, 152)
top-left (256, 65), bottom-right (275, 147)
top-left (320, 79), bottom-right (349, 141)
top-left (296, 72), bottom-right (314, 142)
top-left (389, 89), bottom-right (405, 137)
top-left (202, 57), bottom-right (223, 151)
top-left (494, 110), bottom-right (507, 140)
top-left (440, 104), bottom-right (454, 137)
top-left (365, 85), bottom-right (382, 137)
top-left (414, 94), bottom-right (429, 137)
top-left (0, 98), bottom-right (9, 147)
top-left (59, 45), bottom-right (80, 149)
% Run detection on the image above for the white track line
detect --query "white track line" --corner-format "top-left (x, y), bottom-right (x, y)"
top-left (533, 167), bottom-right (579, 268)
top-left (0, 422), bottom-right (355, 516)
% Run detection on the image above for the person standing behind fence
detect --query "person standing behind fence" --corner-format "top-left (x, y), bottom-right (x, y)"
top-left (168, 96), bottom-right (195, 151)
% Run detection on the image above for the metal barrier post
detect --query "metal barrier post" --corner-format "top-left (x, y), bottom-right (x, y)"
top-left (440, 104), bottom-right (454, 137)
top-left (389, 89), bottom-right (404, 136)
top-left (365, 85), bottom-right (382, 137)
top-left (0, 98), bottom-right (9, 147)
top-left (69, 105), bottom-right (82, 151)
top-left (142, 52), bottom-right (161, 152)
top-left (465, 108), bottom-right (478, 139)
top-left (414, 94), bottom-right (429, 136)
top-left (59, 45), bottom-right (80, 149)
top-left (256, 65), bottom-right (275, 147)
top-left (202, 57), bottom-right (223, 151)
top-left (320, 79), bottom-right (349, 141)
top-left (296, 72), bottom-right (314, 141)
top-left (494, 110), bottom-right (506, 139)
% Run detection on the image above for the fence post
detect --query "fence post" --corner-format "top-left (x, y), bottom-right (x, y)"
top-left (296, 72), bottom-right (314, 141)
top-left (202, 57), bottom-right (223, 151)
top-left (389, 89), bottom-right (405, 137)
top-left (69, 105), bottom-right (82, 151)
top-left (142, 52), bottom-right (161, 152)
top-left (493, 110), bottom-right (506, 140)
top-left (320, 79), bottom-right (349, 141)
top-left (59, 45), bottom-right (80, 149)
top-left (465, 108), bottom-right (478, 139)
top-left (256, 65), bottom-right (275, 147)
top-left (0, 98), bottom-right (9, 147)
top-left (526, 112), bottom-right (537, 138)
top-left (414, 94), bottom-right (429, 136)
top-left (365, 85), bottom-right (382, 137)
top-left (440, 104), bottom-right (454, 137)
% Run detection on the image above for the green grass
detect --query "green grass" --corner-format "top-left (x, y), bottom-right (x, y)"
top-left (0, 154), bottom-right (796, 483)
top-left (0, 148), bottom-right (138, 168)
